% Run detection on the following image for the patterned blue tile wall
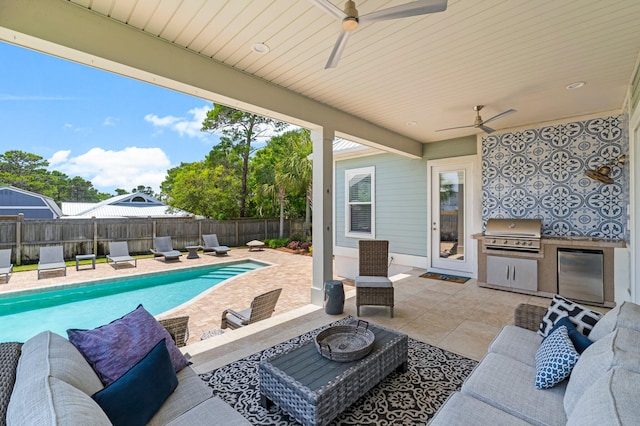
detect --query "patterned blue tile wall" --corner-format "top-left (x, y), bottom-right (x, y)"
top-left (482, 115), bottom-right (629, 239)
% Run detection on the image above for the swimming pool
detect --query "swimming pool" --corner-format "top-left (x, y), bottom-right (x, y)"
top-left (0, 260), bottom-right (265, 342)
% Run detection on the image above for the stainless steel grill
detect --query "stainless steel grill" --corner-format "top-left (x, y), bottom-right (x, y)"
top-left (483, 219), bottom-right (542, 252)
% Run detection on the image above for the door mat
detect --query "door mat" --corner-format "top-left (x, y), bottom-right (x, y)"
top-left (200, 316), bottom-right (477, 425)
top-left (420, 272), bottom-right (470, 283)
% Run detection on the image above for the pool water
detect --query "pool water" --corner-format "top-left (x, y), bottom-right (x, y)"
top-left (0, 260), bottom-right (264, 342)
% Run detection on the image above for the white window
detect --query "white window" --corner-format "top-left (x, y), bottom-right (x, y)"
top-left (345, 166), bottom-right (375, 238)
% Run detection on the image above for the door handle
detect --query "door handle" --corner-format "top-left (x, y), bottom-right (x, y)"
top-left (506, 266), bottom-right (510, 280)
top-left (512, 266), bottom-right (516, 281)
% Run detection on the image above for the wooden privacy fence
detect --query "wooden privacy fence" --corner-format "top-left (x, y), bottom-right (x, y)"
top-left (0, 215), bottom-right (305, 265)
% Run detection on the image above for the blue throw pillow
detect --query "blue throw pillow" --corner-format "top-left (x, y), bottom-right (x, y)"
top-left (545, 316), bottom-right (593, 354)
top-left (92, 339), bottom-right (178, 426)
top-left (535, 325), bottom-right (580, 389)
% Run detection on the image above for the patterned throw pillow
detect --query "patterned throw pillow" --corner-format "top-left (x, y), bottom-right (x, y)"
top-left (535, 325), bottom-right (580, 389)
top-left (538, 295), bottom-right (602, 338)
top-left (68, 305), bottom-right (189, 386)
top-left (544, 316), bottom-right (593, 354)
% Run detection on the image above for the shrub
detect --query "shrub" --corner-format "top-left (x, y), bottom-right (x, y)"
top-left (300, 242), bottom-right (312, 251)
top-left (266, 238), bottom-right (289, 249)
top-left (286, 241), bottom-right (312, 252)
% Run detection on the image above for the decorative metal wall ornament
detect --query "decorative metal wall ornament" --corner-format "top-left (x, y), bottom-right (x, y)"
top-left (584, 155), bottom-right (627, 184)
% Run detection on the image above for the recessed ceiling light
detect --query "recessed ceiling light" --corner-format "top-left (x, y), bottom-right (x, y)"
top-left (406, 121), bottom-right (417, 126)
top-left (566, 81), bottom-right (586, 90)
top-left (251, 43), bottom-right (270, 54)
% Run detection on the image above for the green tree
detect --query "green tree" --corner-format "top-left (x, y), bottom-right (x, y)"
top-left (0, 150), bottom-right (110, 204)
top-left (201, 104), bottom-right (287, 217)
top-left (114, 188), bottom-right (128, 196)
top-left (0, 150), bottom-right (51, 194)
top-left (131, 185), bottom-right (155, 197)
top-left (253, 129), bottom-right (312, 237)
top-left (160, 161), bottom-right (240, 219)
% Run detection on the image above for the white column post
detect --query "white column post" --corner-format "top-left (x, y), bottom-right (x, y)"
top-left (310, 127), bottom-right (335, 306)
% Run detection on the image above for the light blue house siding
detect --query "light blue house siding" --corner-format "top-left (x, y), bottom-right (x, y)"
top-left (335, 154), bottom-right (429, 254)
top-left (334, 136), bottom-right (476, 279)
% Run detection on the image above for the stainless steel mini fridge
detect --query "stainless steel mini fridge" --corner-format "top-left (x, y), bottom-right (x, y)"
top-left (557, 248), bottom-right (604, 304)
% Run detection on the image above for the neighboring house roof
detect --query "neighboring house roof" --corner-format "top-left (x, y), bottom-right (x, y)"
top-left (0, 186), bottom-right (63, 219)
top-left (309, 139), bottom-right (383, 161)
top-left (61, 192), bottom-right (193, 218)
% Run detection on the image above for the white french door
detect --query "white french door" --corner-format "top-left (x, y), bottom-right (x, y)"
top-left (429, 156), bottom-right (477, 275)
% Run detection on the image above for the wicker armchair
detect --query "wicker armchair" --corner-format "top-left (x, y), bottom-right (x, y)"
top-left (514, 303), bottom-right (547, 332)
top-left (355, 240), bottom-right (394, 318)
top-left (221, 288), bottom-right (282, 330)
top-left (158, 316), bottom-right (190, 347)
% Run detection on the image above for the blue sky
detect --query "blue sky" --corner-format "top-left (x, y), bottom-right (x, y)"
top-left (0, 41), bottom-right (223, 194)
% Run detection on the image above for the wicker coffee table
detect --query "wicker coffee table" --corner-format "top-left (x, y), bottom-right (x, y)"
top-left (259, 320), bottom-right (408, 426)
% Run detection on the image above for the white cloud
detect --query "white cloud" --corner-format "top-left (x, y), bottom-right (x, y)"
top-left (145, 105), bottom-right (210, 139)
top-left (48, 150), bottom-right (71, 167)
top-left (52, 147), bottom-right (172, 193)
top-left (103, 116), bottom-right (118, 126)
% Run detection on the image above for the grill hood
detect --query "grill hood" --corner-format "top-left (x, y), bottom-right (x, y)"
top-left (485, 219), bottom-right (542, 238)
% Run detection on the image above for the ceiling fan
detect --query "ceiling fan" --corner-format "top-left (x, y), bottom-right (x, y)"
top-left (309, 0), bottom-right (448, 69)
top-left (435, 105), bottom-right (517, 134)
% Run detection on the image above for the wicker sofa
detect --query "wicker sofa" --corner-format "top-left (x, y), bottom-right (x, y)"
top-left (429, 301), bottom-right (640, 426)
top-left (4, 331), bottom-right (250, 425)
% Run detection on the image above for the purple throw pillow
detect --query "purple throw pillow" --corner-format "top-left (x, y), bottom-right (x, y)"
top-left (67, 305), bottom-right (189, 386)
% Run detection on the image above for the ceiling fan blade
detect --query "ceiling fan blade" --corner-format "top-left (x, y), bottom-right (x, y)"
top-left (482, 108), bottom-right (516, 125)
top-left (308, 0), bottom-right (346, 20)
top-left (435, 124), bottom-right (474, 132)
top-left (325, 30), bottom-right (351, 69)
top-left (360, 0), bottom-right (447, 24)
top-left (479, 125), bottom-right (495, 134)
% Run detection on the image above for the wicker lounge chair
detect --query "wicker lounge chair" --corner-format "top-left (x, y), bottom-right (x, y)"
top-left (158, 316), bottom-right (190, 347)
top-left (106, 241), bottom-right (137, 269)
top-left (355, 240), bottom-right (394, 317)
top-left (37, 246), bottom-right (67, 279)
top-left (202, 234), bottom-right (230, 256)
top-left (221, 288), bottom-right (282, 330)
top-left (150, 236), bottom-right (182, 261)
top-left (0, 249), bottom-right (13, 283)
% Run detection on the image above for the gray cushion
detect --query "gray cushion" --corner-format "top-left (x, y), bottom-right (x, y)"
top-left (148, 366), bottom-right (213, 426)
top-left (7, 331), bottom-right (108, 426)
top-left (589, 301), bottom-right (640, 341)
top-left (8, 375), bottom-right (111, 426)
top-left (462, 353), bottom-right (567, 426)
top-left (225, 308), bottom-right (252, 328)
top-left (428, 392), bottom-right (532, 426)
top-left (355, 276), bottom-right (393, 287)
top-left (567, 368), bottom-right (640, 426)
top-left (488, 325), bottom-right (542, 367)
top-left (164, 397), bottom-right (251, 426)
top-left (564, 327), bottom-right (640, 416)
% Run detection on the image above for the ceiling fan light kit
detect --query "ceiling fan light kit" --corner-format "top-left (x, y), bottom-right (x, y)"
top-left (309, 0), bottom-right (448, 68)
top-left (341, 0), bottom-right (359, 31)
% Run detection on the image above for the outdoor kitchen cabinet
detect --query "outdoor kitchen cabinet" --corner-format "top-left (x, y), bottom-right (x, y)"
top-left (486, 255), bottom-right (537, 292)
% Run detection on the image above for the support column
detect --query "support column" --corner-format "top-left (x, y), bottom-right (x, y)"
top-left (311, 127), bottom-right (335, 306)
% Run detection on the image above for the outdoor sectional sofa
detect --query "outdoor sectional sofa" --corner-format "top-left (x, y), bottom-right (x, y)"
top-left (429, 299), bottom-right (640, 426)
top-left (0, 311), bottom-right (250, 426)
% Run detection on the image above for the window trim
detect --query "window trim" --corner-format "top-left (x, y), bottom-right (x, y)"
top-left (345, 166), bottom-right (375, 238)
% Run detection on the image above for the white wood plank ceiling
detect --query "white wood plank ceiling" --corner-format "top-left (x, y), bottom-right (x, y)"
top-left (68, 0), bottom-right (640, 143)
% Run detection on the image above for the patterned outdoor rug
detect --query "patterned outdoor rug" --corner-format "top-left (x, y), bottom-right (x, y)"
top-left (199, 317), bottom-right (477, 425)
top-left (420, 272), bottom-right (470, 284)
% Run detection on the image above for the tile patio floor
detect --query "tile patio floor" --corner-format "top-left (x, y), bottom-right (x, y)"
top-left (3, 247), bottom-right (559, 372)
